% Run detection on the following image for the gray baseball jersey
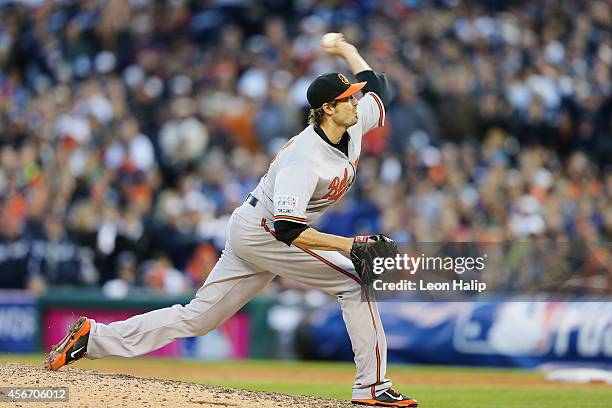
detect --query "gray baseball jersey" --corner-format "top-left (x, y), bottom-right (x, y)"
top-left (251, 91), bottom-right (385, 226)
top-left (84, 90), bottom-right (392, 400)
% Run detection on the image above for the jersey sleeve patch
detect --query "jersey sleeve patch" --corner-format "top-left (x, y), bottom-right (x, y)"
top-left (276, 195), bottom-right (299, 208)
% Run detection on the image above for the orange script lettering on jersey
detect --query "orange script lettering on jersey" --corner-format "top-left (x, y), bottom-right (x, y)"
top-left (323, 168), bottom-right (351, 201)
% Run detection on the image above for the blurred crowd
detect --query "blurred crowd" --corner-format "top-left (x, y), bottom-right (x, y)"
top-left (0, 0), bottom-right (610, 295)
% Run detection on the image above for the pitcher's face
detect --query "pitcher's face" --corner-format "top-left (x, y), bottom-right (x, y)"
top-left (330, 95), bottom-right (358, 128)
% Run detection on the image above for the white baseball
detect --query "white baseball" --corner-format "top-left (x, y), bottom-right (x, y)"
top-left (321, 32), bottom-right (341, 48)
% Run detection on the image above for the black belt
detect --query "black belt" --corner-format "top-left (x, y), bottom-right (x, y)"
top-left (245, 193), bottom-right (258, 208)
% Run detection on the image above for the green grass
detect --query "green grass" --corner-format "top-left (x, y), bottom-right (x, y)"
top-left (407, 386), bottom-right (612, 408)
top-left (2, 354), bottom-right (611, 407)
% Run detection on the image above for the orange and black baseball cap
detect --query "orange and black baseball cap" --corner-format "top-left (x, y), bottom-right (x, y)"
top-left (307, 72), bottom-right (366, 109)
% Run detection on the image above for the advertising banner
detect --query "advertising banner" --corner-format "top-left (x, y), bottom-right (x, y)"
top-left (0, 291), bottom-right (37, 353)
top-left (301, 300), bottom-right (612, 367)
top-left (43, 308), bottom-right (250, 359)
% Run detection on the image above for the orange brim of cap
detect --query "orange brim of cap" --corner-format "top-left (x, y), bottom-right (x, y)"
top-left (335, 81), bottom-right (367, 100)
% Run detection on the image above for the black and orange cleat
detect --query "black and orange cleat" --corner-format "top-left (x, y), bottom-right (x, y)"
top-left (44, 316), bottom-right (91, 371)
top-left (352, 388), bottom-right (418, 407)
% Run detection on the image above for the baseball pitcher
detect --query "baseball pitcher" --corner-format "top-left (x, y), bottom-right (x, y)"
top-left (45, 34), bottom-right (418, 407)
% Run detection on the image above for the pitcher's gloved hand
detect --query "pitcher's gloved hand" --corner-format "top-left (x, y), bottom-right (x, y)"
top-left (350, 234), bottom-right (398, 286)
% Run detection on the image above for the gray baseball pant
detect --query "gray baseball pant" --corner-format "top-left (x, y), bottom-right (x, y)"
top-left (86, 202), bottom-right (392, 399)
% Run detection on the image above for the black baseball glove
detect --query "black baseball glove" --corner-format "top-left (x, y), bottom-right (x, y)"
top-left (350, 234), bottom-right (399, 286)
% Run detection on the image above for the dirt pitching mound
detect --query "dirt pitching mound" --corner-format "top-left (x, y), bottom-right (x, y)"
top-left (1, 363), bottom-right (353, 408)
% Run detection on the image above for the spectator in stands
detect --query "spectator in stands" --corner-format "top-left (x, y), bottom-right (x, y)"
top-left (0, 0), bottom-right (609, 295)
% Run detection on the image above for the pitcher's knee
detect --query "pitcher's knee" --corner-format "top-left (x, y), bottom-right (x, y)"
top-left (336, 280), bottom-right (365, 302)
top-left (178, 302), bottom-right (223, 337)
